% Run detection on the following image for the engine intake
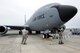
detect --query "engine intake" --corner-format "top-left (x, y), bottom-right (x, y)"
top-left (0, 26), bottom-right (8, 34)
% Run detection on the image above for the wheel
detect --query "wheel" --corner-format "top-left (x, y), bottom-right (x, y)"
top-left (42, 34), bottom-right (50, 38)
top-left (46, 34), bottom-right (50, 38)
top-left (36, 31), bottom-right (40, 34)
top-left (42, 34), bottom-right (46, 38)
top-left (28, 30), bottom-right (32, 34)
top-left (58, 41), bottom-right (64, 44)
top-left (19, 30), bottom-right (22, 35)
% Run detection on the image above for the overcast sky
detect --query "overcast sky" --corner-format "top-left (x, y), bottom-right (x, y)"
top-left (0, 0), bottom-right (80, 28)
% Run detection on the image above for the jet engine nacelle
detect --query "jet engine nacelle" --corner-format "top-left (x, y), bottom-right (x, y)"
top-left (0, 26), bottom-right (8, 34)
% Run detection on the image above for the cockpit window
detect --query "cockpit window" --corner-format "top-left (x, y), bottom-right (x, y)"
top-left (33, 14), bottom-right (45, 21)
top-left (38, 14), bottom-right (45, 19)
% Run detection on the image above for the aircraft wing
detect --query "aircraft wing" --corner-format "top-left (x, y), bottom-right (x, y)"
top-left (0, 25), bottom-right (29, 34)
top-left (6, 25), bottom-right (30, 30)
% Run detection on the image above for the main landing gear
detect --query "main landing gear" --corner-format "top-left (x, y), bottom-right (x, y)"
top-left (42, 30), bottom-right (64, 44)
top-left (42, 34), bottom-right (51, 38)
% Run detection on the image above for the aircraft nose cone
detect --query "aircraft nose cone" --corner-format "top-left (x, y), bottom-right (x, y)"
top-left (57, 5), bottom-right (77, 22)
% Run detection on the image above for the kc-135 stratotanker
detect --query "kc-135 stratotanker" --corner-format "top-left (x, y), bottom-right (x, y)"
top-left (0, 3), bottom-right (77, 44)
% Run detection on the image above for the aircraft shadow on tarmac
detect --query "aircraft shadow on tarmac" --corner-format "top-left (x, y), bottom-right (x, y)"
top-left (0, 33), bottom-right (20, 37)
top-left (0, 33), bottom-right (39, 37)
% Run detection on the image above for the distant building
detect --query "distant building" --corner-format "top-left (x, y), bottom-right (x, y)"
top-left (70, 28), bottom-right (80, 35)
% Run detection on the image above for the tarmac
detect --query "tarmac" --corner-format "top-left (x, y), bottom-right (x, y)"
top-left (0, 30), bottom-right (80, 53)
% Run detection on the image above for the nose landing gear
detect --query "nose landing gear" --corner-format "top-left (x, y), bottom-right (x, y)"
top-left (19, 30), bottom-right (22, 35)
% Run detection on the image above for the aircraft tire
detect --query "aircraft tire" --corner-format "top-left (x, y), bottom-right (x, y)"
top-left (36, 31), bottom-right (40, 34)
top-left (46, 34), bottom-right (50, 38)
top-left (28, 30), bottom-right (32, 34)
top-left (43, 34), bottom-right (46, 38)
top-left (19, 30), bottom-right (22, 35)
top-left (58, 41), bottom-right (64, 44)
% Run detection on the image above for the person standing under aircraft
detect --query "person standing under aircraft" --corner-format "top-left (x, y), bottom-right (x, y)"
top-left (57, 29), bottom-right (64, 44)
top-left (21, 29), bottom-right (28, 45)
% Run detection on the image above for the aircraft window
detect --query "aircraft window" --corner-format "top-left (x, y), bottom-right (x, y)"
top-left (38, 14), bottom-right (45, 19)
top-left (50, 15), bottom-right (53, 17)
top-left (33, 14), bottom-right (45, 21)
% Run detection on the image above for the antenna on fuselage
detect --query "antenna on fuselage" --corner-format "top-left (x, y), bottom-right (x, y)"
top-left (24, 13), bottom-right (26, 25)
top-left (24, 13), bottom-right (26, 29)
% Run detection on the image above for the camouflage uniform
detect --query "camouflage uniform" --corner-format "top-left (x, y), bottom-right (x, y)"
top-left (58, 29), bottom-right (64, 44)
top-left (21, 29), bottom-right (28, 44)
